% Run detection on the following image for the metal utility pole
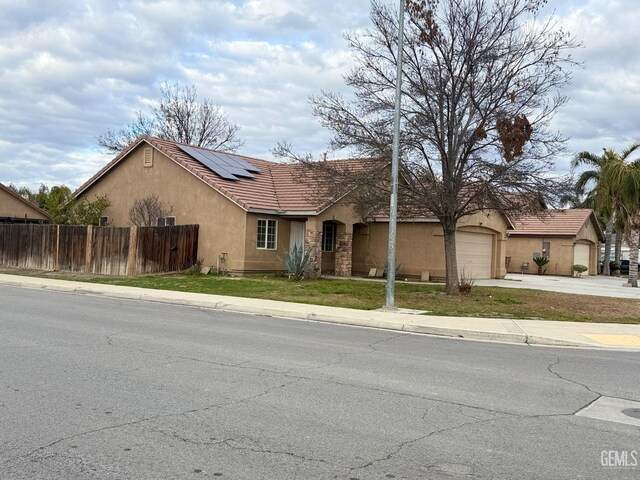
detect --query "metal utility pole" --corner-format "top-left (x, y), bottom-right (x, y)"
top-left (384, 0), bottom-right (405, 309)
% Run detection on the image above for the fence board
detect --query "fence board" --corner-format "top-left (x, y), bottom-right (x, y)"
top-left (136, 225), bottom-right (199, 274)
top-left (0, 224), bottom-right (58, 270)
top-left (57, 226), bottom-right (87, 272)
top-left (0, 223), bottom-right (199, 276)
top-left (90, 227), bottom-right (130, 276)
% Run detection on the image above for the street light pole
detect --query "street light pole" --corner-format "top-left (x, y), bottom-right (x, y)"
top-left (384, 0), bottom-right (406, 309)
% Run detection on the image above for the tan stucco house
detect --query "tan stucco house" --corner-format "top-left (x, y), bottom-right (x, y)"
top-left (75, 136), bottom-right (510, 279)
top-left (0, 182), bottom-right (50, 224)
top-left (506, 209), bottom-right (604, 276)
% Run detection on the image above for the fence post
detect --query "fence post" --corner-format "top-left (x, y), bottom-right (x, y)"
top-left (127, 226), bottom-right (138, 276)
top-left (85, 225), bottom-right (93, 273)
top-left (54, 225), bottom-right (60, 271)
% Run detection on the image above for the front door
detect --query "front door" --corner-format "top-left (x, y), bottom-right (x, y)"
top-left (290, 221), bottom-right (305, 251)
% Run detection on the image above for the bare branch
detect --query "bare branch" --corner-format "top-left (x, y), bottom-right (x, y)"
top-left (305, 0), bottom-right (579, 292)
top-left (128, 194), bottom-right (173, 227)
top-left (98, 82), bottom-right (243, 154)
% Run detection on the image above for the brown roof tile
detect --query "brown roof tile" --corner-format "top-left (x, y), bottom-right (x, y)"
top-left (74, 136), bottom-right (374, 215)
top-left (510, 209), bottom-right (604, 240)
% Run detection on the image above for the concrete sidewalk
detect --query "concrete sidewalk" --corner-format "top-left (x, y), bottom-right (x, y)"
top-left (2, 273), bottom-right (640, 350)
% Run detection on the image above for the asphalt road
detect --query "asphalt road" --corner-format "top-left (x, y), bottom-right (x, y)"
top-left (1, 285), bottom-right (638, 480)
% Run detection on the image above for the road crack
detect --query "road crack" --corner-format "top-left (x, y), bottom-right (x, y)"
top-left (1, 379), bottom-right (301, 466)
top-left (547, 356), bottom-right (602, 396)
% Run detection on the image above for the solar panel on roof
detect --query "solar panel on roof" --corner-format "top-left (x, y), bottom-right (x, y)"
top-left (214, 152), bottom-right (261, 173)
top-left (198, 150), bottom-right (255, 179)
top-left (177, 144), bottom-right (259, 181)
top-left (177, 145), bottom-right (237, 180)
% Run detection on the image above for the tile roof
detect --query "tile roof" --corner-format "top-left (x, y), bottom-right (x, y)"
top-left (0, 181), bottom-right (51, 219)
top-left (74, 136), bottom-right (374, 215)
top-left (509, 209), bottom-right (604, 240)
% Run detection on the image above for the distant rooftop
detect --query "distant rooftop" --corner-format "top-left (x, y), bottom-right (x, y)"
top-left (509, 209), bottom-right (604, 241)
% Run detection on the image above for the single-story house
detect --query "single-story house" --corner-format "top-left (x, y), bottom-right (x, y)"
top-left (0, 182), bottom-right (50, 224)
top-left (506, 209), bottom-right (604, 276)
top-left (75, 135), bottom-right (510, 279)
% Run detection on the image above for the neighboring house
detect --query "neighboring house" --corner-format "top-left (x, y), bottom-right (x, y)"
top-left (506, 209), bottom-right (604, 276)
top-left (0, 182), bottom-right (50, 224)
top-left (74, 136), bottom-right (510, 279)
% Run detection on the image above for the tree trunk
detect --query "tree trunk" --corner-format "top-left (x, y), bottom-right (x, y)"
top-left (602, 218), bottom-right (613, 275)
top-left (628, 228), bottom-right (639, 287)
top-left (614, 233), bottom-right (623, 267)
top-left (442, 219), bottom-right (459, 294)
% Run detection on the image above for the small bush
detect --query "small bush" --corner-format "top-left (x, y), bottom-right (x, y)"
top-left (284, 245), bottom-right (313, 281)
top-left (458, 268), bottom-right (476, 295)
top-left (184, 258), bottom-right (204, 275)
top-left (573, 264), bottom-right (588, 277)
top-left (609, 261), bottom-right (620, 272)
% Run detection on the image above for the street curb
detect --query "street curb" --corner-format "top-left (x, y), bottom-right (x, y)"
top-left (2, 275), bottom-right (637, 350)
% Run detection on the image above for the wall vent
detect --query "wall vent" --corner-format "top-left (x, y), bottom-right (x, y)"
top-left (143, 147), bottom-right (154, 167)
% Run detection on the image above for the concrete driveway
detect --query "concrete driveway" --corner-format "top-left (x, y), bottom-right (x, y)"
top-left (477, 273), bottom-right (640, 299)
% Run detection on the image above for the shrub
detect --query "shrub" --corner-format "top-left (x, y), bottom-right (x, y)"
top-left (532, 256), bottom-right (550, 275)
top-left (609, 261), bottom-right (620, 272)
top-left (458, 268), bottom-right (476, 295)
top-left (572, 264), bottom-right (588, 277)
top-left (284, 245), bottom-right (313, 281)
top-left (184, 258), bottom-right (204, 275)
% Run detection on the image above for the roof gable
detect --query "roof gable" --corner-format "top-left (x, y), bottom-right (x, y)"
top-left (0, 182), bottom-right (50, 219)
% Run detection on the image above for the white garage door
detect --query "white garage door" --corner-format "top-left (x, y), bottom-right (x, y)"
top-left (573, 243), bottom-right (591, 274)
top-left (456, 232), bottom-right (493, 279)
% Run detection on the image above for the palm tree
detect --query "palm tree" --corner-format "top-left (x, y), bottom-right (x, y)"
top-left (596, 144), bottom-right (640, 286)
top-left (573, 143), bottom-right (640, 277)
top-left (572, 150), bottom-right (614, 274)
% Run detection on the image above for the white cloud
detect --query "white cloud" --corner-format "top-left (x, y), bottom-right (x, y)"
top-left (0, 0), bottom-right (638, 188)
top-left (549, 0), bottom-right (640, 171)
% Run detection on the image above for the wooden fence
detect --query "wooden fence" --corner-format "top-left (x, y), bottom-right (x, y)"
top-left (0, 224), bottom-right (199, 276)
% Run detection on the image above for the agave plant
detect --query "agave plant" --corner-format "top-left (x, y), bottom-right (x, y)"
top-left (284, 244), bottom-right (313, 281)
top-left (532, 256), bottom-right (550, 275)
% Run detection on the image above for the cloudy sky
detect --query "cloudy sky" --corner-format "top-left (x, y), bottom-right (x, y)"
top-left (1, 0), bottom-right (638, 189)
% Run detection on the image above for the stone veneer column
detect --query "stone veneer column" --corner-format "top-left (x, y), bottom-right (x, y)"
top-left (334, 232), bottom-right (353, 277)
top-left (304, 229), bottom-right (322, 278)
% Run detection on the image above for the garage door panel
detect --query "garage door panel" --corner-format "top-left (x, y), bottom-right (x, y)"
top-left (456, 232), bottom-right (493, 279)
top-left (573, 243), bottom-right (590, 275)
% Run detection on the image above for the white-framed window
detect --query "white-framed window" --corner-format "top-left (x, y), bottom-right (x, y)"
top-left (257, 219), bottom-right (277, 249)
top-left (322, 222), bottom-right (336, 252)
top-left (157, 216), bottom-right (176, 227)
top-left (98, 216), bottom-right (109, 226)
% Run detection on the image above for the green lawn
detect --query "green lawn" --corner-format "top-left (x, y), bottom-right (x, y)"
top-left (35, 272), bottom-right (640, 324)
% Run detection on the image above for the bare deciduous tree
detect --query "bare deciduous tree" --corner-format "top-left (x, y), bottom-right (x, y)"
top-left (98, 82), bottom-right (243, 154)
top-left (128, 195), bottom-right (173, 227)
top-left (282, 0), bottom-right (579, 293)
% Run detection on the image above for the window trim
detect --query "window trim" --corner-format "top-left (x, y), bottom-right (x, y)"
top-left (257, 218), bottom-right (278, 250)
top-left (98, 216), bottom-right (109, 226)
top-left (157, 216), bottom-right (176, 227)
top-left (322, 222), bottom-right (336, 252)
